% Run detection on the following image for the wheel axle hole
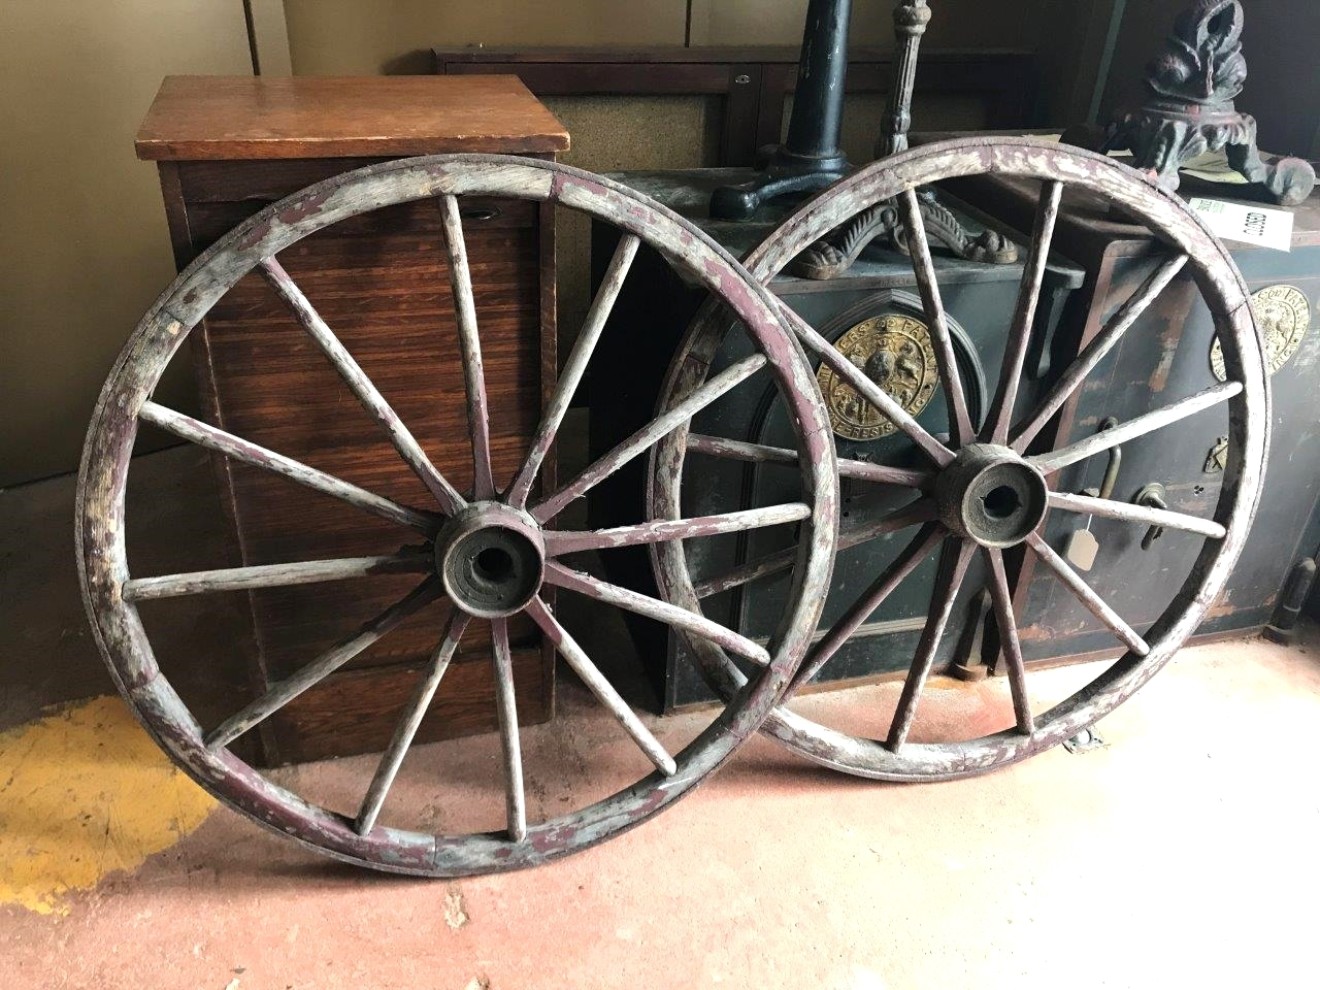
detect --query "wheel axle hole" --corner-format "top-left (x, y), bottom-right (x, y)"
top-left (472, 546), bottom-right (515, 585)
top-left (983, 485), bottom-right (1021, 520)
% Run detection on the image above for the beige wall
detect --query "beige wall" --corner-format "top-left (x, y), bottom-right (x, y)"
top-left (690, 0), bottom-right (1050, 49)
top-left (0, 1), bottom-right (253, 487)
top-left (284, 0), bottom-right (1064, 73)
top-left (283, 0), bottom-right (688, 75)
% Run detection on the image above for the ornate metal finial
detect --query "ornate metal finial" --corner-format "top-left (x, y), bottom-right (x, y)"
top-left (1076, 0), bottom-right (1315, 206)
top-left (1147, 0), bottom-right (1248, 104)
top-left (878, 0), bottom-right (932, 158)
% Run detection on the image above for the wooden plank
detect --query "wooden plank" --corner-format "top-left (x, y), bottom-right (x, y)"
top-left (435, 45), bottom-right (1031, 67)
top-left (136, 75), bottom-right (569, 160)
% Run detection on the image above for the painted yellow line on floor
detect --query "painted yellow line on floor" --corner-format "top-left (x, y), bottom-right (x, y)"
top-left (0, 695), bottom-right (216, 916)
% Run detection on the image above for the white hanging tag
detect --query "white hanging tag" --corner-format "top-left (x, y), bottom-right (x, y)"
top-left (1065, 527), bottom-right (1100, 571)
top-left (1188, 198), bottom-right (1294, 252)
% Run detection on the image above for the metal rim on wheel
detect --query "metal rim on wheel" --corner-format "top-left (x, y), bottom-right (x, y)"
top-left (651, 136), bottom-right (1268, 781)
top-left (77, 154), bottom-right (838, 874)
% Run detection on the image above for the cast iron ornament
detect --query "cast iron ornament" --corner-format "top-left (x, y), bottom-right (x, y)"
top-left (1079, 0), bottom-right (1316, 207)
top-left (789, 1), bottom-right (1018, 280)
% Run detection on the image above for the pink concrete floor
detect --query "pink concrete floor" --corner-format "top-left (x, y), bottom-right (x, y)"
top-left (3, 632), bottom-right (1318, 990)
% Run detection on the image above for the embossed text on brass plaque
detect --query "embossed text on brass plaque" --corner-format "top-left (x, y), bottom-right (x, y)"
top-left (817, 314), bottom-right (939, 441)
top-left (1211, 284), bottom-right (1311, 382)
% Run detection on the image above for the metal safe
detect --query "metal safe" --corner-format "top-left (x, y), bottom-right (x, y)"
top-left (938, 167), bottom-right (1320, 666)
top-left (589, 168), bottom-right (1085, 710)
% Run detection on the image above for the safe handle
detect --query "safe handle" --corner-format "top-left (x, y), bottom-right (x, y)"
top-left (1081, 418), bottom-right (1123, 499)
top-left (1134, 482), bottom-right (1169, 550)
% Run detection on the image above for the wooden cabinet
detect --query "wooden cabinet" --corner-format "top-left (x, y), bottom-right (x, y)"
top-left (136, 76), bottom-right (568, 765)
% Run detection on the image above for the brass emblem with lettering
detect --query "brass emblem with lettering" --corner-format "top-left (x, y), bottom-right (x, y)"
top-left (1211, 284), bottom-right (1311, 382)
top-left (816, 314), bottom-right (939, 441)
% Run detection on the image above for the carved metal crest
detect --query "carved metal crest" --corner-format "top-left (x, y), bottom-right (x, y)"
top-left (1211, 284), bottom-right (1311, 382)
top-left (816, 314), bottom-right (939, 441)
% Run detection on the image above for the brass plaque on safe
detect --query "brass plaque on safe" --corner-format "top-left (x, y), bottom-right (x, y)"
top-left (816, 314), bottom-right (939, 441)
top-left (1211, 284), bottom-right (1311, 382)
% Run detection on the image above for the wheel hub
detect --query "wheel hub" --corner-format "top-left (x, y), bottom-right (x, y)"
top-left (436, 503), bottom-right (545, 618)
top-left (935, 443), bottom-right (1048, 548)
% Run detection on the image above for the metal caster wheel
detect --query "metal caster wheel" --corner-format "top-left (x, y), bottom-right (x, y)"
top-left (653, 136), bottom-right (1268, 781)
top-left (78, 155), bottom-right (838, 874)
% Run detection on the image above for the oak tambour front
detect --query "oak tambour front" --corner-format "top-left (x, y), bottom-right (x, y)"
top-left (136, 76), bottom-right (567, 764)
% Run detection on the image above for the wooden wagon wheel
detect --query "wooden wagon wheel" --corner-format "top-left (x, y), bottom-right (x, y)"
top-left (651, 137), bottom-right (1269, 780)
top-left (77, 155), bottom-right (838, 874)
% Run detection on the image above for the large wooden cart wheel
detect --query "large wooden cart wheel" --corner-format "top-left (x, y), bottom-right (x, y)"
top-left (78, 155), bottom-right (838, 874)
top-left (652, 137), bottom-right (1268, 780)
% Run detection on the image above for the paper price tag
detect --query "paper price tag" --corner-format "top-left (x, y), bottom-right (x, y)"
top-left (1189, 197), bottom-right (1294, 252)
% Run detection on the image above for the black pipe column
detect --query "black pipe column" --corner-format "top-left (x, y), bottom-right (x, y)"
top-left (710, 0), bottom-right (852, 221)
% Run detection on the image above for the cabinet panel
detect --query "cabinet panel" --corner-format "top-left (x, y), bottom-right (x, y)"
top-left (142, 77), bottom-right (565, 764)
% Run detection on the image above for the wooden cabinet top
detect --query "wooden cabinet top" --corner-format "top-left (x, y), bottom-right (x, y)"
top-left (136, 75), bottom-right (569, 161)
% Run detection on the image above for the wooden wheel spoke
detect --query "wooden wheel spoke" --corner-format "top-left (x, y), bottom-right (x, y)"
top-left (544, 503), bottom-right (811, 557)
top-left (490, 618), bottom-right (527, 843)
top-left (204, 577), bottom-right (443, 750)
top-left (438, 195), bottom-right (495, 499)
top-left (887, 538), bottom-right (976, 751)
top-left (795, 523), bottom-right (945, 689)
top-left (983, 547), bottom-right (1034, 735)
top-left (898, 187), bottom-right (975, 447)
top-left (508, 234), bottom-right (641, 508)
top-left (355, 609), bottom-right (471, 835)
top-left (123, 550), bottom-right (432, 602)
top-left (531, 353), bottom-right (767, 523)
top-left (1048, 491), bottom-right (1226, 539)
top-left (139, 401), bottom-right (440, 534)
top-left (985, 180), bottom-right (1063, 443)
top-left (1027, 532), bottom-right (1149, 656)
top-left (525, 597), bottom-right (677, 774)
top-left (776, 298), bottom-right (953, 466)
top-left (259, 257), bottom-right (467, 515)
top-left (686, 434), bottom-right (932, 489)
top-left (1012, 253), bottom-right (1190, 452)
top-left (693, 499), bottom-right (938, 600)
top-left (1030, 382), bottom-right (1242, 476)
top-left (544, 562), bottom-right (770, 667)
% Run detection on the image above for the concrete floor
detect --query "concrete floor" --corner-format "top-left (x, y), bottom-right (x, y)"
top-left (4, 454), bottom-right (1320, 988)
